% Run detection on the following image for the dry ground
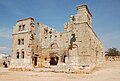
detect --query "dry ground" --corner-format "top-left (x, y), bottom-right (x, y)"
top-left (0, 61), bottom-right (120, 81)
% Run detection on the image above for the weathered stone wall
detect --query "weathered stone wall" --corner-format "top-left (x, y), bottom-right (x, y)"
top-left (62, 4), bottom-right (104, 68)
top-left (11, 18), bottom-right (37, 69)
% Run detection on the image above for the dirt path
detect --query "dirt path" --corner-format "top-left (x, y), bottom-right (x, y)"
top-left (0, 61), bottom-right (120, 81)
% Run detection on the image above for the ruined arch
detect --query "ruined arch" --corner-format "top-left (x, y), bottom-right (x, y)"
top-left (49, 56), bottom-right (59, 65)
top-left (49, 42), bottom-right (58, 49)
top-left (48, 42), bottom-right (59, 65)
top-left (72, 44), bottom-right (78, 48)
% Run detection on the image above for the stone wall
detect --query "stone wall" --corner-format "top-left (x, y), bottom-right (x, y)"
top-left (11, 18), bottom-right (38, 69)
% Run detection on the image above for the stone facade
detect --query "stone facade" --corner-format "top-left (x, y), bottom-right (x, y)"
top-left (10, 4), bottom-right (104, 72)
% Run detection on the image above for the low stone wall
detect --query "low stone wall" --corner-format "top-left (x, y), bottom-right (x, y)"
top-left (9, 63), bottom-right (97, 74)
top-left (105, 56), bottom-right (120, 61)
top-left (9, 67), bottom-right (33, 71)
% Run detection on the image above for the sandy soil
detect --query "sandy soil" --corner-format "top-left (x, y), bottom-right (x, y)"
top-left (0, 61), bottom-right (120, 81)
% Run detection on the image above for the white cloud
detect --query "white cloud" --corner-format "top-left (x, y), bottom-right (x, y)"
top-left (0, 28), bottom-right (12, 55)
top-left (0, 27), bottom-right (12, 39)
top-left (0, 46), bottom-right (11, 55)
top-left (0, 46), bottom-right (7, 49)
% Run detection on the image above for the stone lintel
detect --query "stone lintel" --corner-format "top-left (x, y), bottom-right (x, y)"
top-left (12, 31), bottom-right (29, 35)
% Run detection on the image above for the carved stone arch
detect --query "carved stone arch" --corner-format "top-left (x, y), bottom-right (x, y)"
top-left (72, 44), bottom-right (78, 48)
top-left (49, 42), bottom-right (58, 49)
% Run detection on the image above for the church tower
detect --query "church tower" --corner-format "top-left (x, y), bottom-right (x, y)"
top-left (63, 4), bottom-right (104, 68)
top-left (11, 18), bottom-right (37, 69)
top-left (76, 4), bottom-right (92, 27)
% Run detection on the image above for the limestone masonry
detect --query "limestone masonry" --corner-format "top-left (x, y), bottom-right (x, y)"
top-left (10, 4), bottom-right (104, 72)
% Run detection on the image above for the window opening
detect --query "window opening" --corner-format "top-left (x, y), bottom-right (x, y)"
top-left (18, 39), bottom-right (20, 45)
top-left (21, 51), bottom-right (24, 58)
top-left (17, 52), bottom-right (19, 59)
top-left (19, 25), bottom-right (21, 31)
top-left (22, 25), bottom-right (25, 30)
top-left (21, 39), bottom-right (24, 45)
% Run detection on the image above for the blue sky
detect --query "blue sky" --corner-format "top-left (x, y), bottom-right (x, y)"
top-left (0, 0), bottom-right (120, 54)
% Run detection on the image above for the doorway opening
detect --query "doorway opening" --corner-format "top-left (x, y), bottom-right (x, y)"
top-left (63, 55), bottom-right (67, 63)
top-left (34, 57), bottom-right (37, 66)
top-left (50, 57), bottom-right (59, 65)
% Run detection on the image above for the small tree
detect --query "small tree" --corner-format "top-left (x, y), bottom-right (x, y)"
top-left (105, 47), bottom-right (120, 56)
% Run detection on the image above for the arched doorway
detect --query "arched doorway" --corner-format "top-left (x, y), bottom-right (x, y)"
top-left (34, 57), bottom-right (37, 66)
top-left (49, 43), bottom-right (59, 65)
top-left (50, 56), bottom-right (59, 65)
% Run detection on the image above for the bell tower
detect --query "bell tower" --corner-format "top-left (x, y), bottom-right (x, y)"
top-left (76, 4), bottom-right (92, 27)
top-left (11, 18), bottom-right (37, 69)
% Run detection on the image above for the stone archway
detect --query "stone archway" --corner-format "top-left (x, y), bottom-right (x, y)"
top-left (49, 52), bottom-right (59, 66)
top-left (50, 56), bottom-right (59, 65)
top-left (49, 43), bottom-right (58, 49)
top-left (34, 57), bottom-right (37, 66)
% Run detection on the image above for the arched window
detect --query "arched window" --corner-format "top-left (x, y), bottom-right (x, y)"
top-left (21, 51), bottom-right (24, 58)
top-left (21, 39), bottom-right (24, 45)
top-left (18, 39), bottom-right (20, 45)
top-left (17, 52), bottom-right (19, 59)
top-left (21, 49), bottom-right (24, 59)
top-left (19, 25), bottom-right (21, 31)
top-left (44, 28), bottom-right (48, 35)
top-left (22, 25), bottom-right (25, 30)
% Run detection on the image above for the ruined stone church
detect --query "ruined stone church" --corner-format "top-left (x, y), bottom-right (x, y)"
top-left (10, 4), bottom-right (104, 72)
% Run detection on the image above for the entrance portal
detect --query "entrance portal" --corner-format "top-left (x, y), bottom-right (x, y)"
top-left (50, 57), bottom-right (59, 65)
top-left (34, 57), bottom-right (37, 66)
